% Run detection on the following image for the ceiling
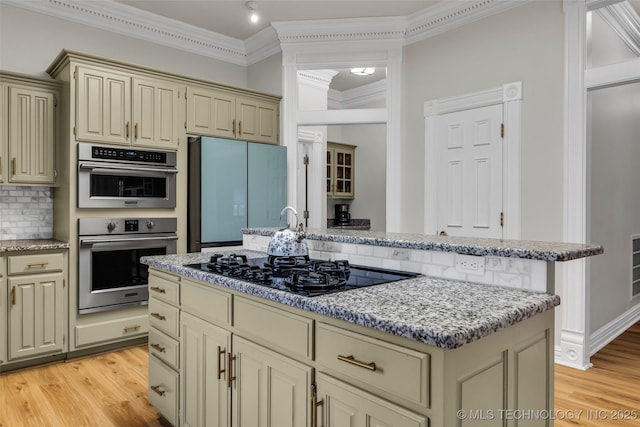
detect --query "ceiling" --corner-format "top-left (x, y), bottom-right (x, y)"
top-left (113, 1), bottom-right (436, 91)
top-left (114, 1), bottom-right (435, 40)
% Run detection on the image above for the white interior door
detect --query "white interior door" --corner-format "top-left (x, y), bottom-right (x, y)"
top-left (436, 104), bottom-right (503, 238)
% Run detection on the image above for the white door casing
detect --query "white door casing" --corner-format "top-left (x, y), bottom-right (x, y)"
top-left (435, 104), bottom-right (504, 238)
top-left (424, 82), bottom-right (522, 240)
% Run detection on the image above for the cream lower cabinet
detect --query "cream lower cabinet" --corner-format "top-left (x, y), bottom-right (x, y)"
top-left (316, 373), bottom-right (427, 427)
top-left (0, 257), bottom-right (6, 365)
top-left (180, 312), bottom-right (231, 427)
top-left (232, 335), bottom-right (311, 427)
top-left (6, 253), bottom-right (66, 361)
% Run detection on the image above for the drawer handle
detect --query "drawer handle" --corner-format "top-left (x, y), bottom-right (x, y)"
top-left (227, 353), bottom-right (236, 388)
top-left (26, 262), bottom-right (49, 268)
top-left (150, 312), bottom-right (166, 321)
top-left (123, 325), bottom-right (141, 333)
top-left (11, 286), bottom-right (16, 305)
top-left (217, 346), bottom-right (226, 380)
top-left (150, 343), bottom-right (166, 353)
top-left (150, 286), bottom-right (166, 294)
top-left (150, 385), bottom-right (166, 397)
top-left (337, 355), bottom-right (377, 372)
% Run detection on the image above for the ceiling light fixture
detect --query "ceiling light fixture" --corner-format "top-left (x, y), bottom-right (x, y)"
top-left (350, 67), bottom-right (375, 76)
top-left (246, 1), bottom-right (259, 23)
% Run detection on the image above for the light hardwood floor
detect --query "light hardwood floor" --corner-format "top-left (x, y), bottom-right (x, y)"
top-left (1, 323), bottom-right (638, 427)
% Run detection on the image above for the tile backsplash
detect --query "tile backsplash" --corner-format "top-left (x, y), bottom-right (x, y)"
top-left (0, 186), bottom-right (53, 239)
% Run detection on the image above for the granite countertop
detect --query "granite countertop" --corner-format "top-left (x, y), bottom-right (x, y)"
top-left (141, 250), bottom-right (560, 350)
top-left (242, 227), bottom-right (603, 262)
top-left (0, 239), bottom-right (70, 253)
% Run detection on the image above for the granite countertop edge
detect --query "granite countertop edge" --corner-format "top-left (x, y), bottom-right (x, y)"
top-left (0, 239), bottom-right (71, 253)
top-left (242, 227), bottom-right (603, 262)
top-left (141, 251), bottom-right (561, 350)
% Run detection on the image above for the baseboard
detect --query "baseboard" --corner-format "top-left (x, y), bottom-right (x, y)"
top-left (590, 303), bottom-right (640, 356)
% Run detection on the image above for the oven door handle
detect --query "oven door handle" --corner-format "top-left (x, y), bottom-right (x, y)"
top-left (78, 161), bottom-right (178, 175)
top-left (80, 236), bottom-right (179, 246)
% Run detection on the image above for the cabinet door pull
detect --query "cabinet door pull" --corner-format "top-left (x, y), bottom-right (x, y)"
top-left (227, 353), bottom-right (236, 388)
top-left (150, 343), bottom-right (165, 353)
top-left (311, 384), bottom-right (324, 427)
top-left (11, 286), bottom-right (16, 305)
top-left (217, 346), bottom-right (226, 380)
top-left (232, 119), bottom-right (236, 136)
top-left (150, 312), bottom-right (166, 321)
top-left (123, 325), bottom-right (141, 333)
top-left (26, 262), bottom-right (48, 269)
top-left (134, 123), bottom-right (139, 139)
top-left (150, 286), bottom-right (166, 294)
top-left (12, 158), bottom-right (16, 176)
top-left (337, 354), bottom-right (377, 371)
top-left (238, 120), bottom-right (242, 136)
top-left (126, 122), bottom-right (130, 139)
top-left (150, 385), bottom-right (166, 397)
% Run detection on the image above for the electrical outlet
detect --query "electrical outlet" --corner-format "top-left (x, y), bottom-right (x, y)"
top-left (455, 254), bottom-right (486, 275)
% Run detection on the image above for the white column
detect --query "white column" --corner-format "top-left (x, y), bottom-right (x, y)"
top-left (560, 0), bottom-right (591, 370)
top-left (386, 46), bottom-right (403, 232)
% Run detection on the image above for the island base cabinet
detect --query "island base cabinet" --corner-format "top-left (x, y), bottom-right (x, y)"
top-left (232, 335), bottom-right (312, 427)
top-left (149, 355), bottom-right (179, 426)
top-left (316, 373), bottom-right (428, 427)
top-left (181, 312), bottom-right (231, 427)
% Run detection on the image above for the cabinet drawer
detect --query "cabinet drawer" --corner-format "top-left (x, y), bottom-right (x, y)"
top-left (8, 253), bottom-right (64, 275)
top-left (149, 271), bottom-right (180, 306)
top-left (149, 327), bottom-right (179, 369)
top-left (234, 296), bottom-right (313, 361)
top-left (149, 298), bottom-right (179, 338)
top-left (149, 355), bottom-right (179, 427)
top-left (181, 278), bottom-right (231, 326)
top-left (316, 323), bottom-right (430, 407)
top-left (75, 314), bottom-right (148, 347)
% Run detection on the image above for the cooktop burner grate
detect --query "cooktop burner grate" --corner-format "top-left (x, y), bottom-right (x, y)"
top-left (186, 253), bottom-right (421, 297)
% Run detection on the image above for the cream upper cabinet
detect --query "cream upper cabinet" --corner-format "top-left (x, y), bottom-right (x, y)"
top-left (187, 85), bottom-right (280, 145)
top-left (232, 335), bottom-right (311, 427)
top-left (236, 96), bottom-right (279, 145)
top-left (0, 72), bottom-right (59, 186)
top-left (7, 253), bottom-right (65, 361)
top-left (76, 66), bottom-right (182, 150)
top-left (76, 66), bottom-right (131, 146)
top-left (132, 77), bottom-right (181, 150)
top-left (327, 142), bottom-right (356, 199)
top-left (0, 83), bottom-right (6, 184)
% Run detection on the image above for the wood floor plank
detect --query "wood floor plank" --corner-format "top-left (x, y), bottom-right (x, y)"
top-left (1, 322), bottom-right (638, 427)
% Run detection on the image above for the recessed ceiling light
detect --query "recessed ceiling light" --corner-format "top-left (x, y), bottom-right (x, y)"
top-left (246, 1), bottom-right (259, 24)
top-left (350, 67), bottom-right (375, 76)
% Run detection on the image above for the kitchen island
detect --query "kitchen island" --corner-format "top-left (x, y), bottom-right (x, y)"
top-left (142, 226), bottom-right (602, 427)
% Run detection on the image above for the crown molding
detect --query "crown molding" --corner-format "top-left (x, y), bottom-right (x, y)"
top-left (3, 0), bottom-right (531, 67)
top-left (595, 1), bottom-right (640, 56)
top-left (297, 70), bottom-right (339, 91)
top-left (328, 79), bottom-right (387, 109)
top-left (2, 0), bottom-right (248, 65)
top-left (406, 0), bottom-right (531, 45)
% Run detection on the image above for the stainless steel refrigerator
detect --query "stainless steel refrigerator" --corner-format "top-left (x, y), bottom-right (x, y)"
top-left (188, 136), bottom-right (287, 251)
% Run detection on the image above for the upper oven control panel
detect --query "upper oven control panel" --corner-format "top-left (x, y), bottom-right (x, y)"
top-left (78, 143), bottom-right (177, 167)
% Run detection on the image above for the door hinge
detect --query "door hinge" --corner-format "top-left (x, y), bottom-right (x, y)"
top-left (303, 154), bottom-right (309, 165)
top-left (500, 212), bottom-right (504, 227)
top-left (500, 123), bottom-right (504, 138)
top-left (303, 210), bottom-right (309, 219)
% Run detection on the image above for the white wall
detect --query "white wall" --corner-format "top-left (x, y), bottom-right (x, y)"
top-left (402, 0), bottom-right (565, 241)
top-left (589, 81), bottom-right (640, 332)
top-left (0, 3), bottom-right (246, 86)
top-left (248, 52), bottom-right (283, 96)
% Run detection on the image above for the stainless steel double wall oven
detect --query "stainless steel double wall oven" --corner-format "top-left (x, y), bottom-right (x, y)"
top-left (76, 143), bottom-right (178, 313)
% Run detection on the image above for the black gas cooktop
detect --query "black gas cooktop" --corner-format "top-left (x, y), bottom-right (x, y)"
top-left (185, 253), bottom-right (420, 297)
